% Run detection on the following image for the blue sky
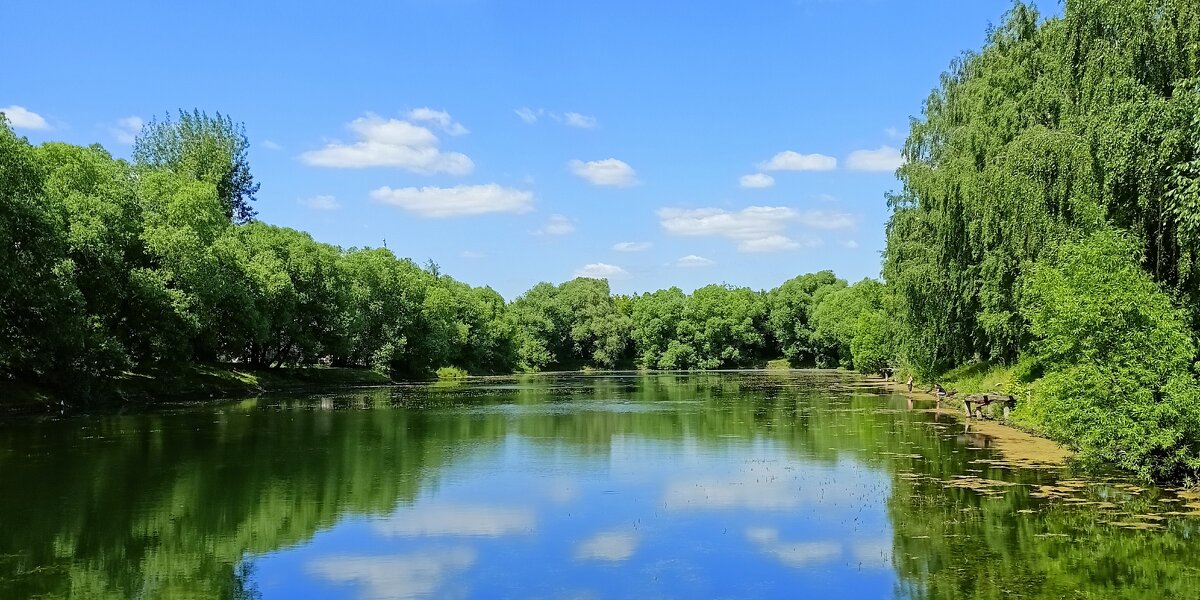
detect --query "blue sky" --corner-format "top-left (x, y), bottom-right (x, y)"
top-left (1, 0), bottom-right (1055, 299)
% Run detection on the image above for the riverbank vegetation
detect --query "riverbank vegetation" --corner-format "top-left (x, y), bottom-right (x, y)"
top-left (0, 114), bottom-right (890, 404)
top-left (4, 0), bottom-right (1200, 482)
top-left (883, 1), bottom-right (1200, 482)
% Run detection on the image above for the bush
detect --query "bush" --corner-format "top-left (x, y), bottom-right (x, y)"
top-left (435, 366), bottom-right (469, 380)
top-left (1019, 229), bottom-right (1200, 481)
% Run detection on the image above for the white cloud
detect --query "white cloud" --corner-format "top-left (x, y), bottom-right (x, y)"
top-left (884, 126), bottom-right (901, 139)
top-left (612, 241), bottom-right (652, 252)
top-left (739, 173), bottom-right (775, 188)
top-left (460, 250), bottom-right (487, 259)
top-left (300, 195), bottom-right (341, 211)
top-left (514, 107), bottom-right (541, 124)
top-left (569, 158), bottom-right (638, 187)
top-left (575, 531), bottom-right (638, 562)
top-left (374, 504), bottom-right (535, 537)
top-left (407, 107), bottom-right (468, 135)
top-left (563, 112), bottom-right (598, 129)
top-left (675, 255), bottom-right (714, 268)
top-left (745, 528), bottom-right (842, 569)
top-left (301, 113), bottom-right (473, 174)
top-left (536, 214), bottom-right (576, 236)
top-left (758, 151), bottom-right (837, 172)
top-left (846, 145), bottom-right (904, 172)
top-left (841, 240), bottom-right (859, 249)
top-left (795, 209), bottom-right (856, 230)
top-left (575, 262), bottom-right (628, 280)
top-left (308, 549), bottom-right (475, 600)
top-left (658, 206), bottom-right (853, 252)
top-left (370, 184), bottom-right (533, 217)
top-left (262, 139), bottom-right (283, 150)
top-left (110, 116), bottom-right (144, 145)
top-left (739, 235), bottom-right (819, 253)
top-left (0, 105), bottom-right (49, 130)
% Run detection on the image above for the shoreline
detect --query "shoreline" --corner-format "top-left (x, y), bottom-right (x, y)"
top-left (0, 364), bottom-right (394, 417)
top-left (853, 375), bottom-right (1074, 468)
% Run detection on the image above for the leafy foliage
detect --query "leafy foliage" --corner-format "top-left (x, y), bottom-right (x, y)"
top-left (1019, 230), bottom-right (1200, 480)
top-left (883, 1), bottom-right (1200, 481)
top-left (133, 110), bottom-right (260, 223)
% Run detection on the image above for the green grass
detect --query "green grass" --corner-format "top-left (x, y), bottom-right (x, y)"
top-left (766, 358), bottom-right (793, 370)
top-left (928, 359), bottom-right (1051, 423)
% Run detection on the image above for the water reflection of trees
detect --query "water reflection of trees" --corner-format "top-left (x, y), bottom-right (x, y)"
top-left (0, 372), bottom-right (1194, 598)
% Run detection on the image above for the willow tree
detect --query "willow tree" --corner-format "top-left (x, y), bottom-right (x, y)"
top-left (884, 0), bottom-right (1200, 376)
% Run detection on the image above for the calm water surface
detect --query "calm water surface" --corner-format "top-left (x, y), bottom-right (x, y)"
top-left (2, 371), bottom-right (1198, 599)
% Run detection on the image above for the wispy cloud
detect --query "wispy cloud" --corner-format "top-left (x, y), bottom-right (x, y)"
top-left (575, 262), bottom-right (628, 279)
top-left (675, 254), bottom-right (714, 268)
top-left (738, 235), bottom-right (820, 253)
top-left (300, 195), bottom-right (341, 211)
top-left (739, 173), bottom-right (775, 189)
top-left (569, 158), bottom-right (638, 187)
top-left (795, 209), bottom-right (856, 229)
top-left (0, 105), bottom-right (49, 130)
top-left (659, 206), bottom-right (850, 253)
top-left (846, 145), bottom-right (903, 172)
top-left (407, 107), bottom-right (468, 136)
top-left (262, 139), bottom-right (283, 150)
top-left (758, 151), bottom-right (836, 172)
top-left (536, 214), bottom-right (576, 236)
top-left (302, 113), bottom-right (473, 174)
top-left (612, 241), bottom-right (652, 252)
top-left (514, 107), bottom-right (542, 124)
top-left (515, 108), bottom-right (599, 130)
top-left (111, 116), bottom-right (144, 145)
top-left (563, 112), bottom-right (598, 129)
top-left (370, 184), bottom-right (533, 217)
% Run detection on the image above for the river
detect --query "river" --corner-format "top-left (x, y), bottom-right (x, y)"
top-left (0, 371), bottom-right (1196, 599)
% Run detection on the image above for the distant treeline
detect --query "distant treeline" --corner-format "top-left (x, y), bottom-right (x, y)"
top-left (0, 113), bottom-right (891, 400)
top-left (882, 1), bottom-right (1200, 481)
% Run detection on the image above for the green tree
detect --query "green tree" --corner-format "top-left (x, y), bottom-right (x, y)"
top-left (767, 271), bottom-right (844, 365)
top-left (507, 277), bottom-right (631, 370)
top-left (133, 110), bottom-right (260, 223)
top-left (0, 118), bottom-right (89, 387)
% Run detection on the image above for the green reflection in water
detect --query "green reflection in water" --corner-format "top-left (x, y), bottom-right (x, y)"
top-left (0, 371), bottom-right (1196, 598)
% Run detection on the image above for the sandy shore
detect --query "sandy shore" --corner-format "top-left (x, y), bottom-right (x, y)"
top-left (854, 376), bottom-right (1074, 469)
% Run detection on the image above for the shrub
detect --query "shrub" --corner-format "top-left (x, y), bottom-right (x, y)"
top-left (435, 366), bottom-right (469, 380)
top-left (1019, 229), bottom-right (1200, 481)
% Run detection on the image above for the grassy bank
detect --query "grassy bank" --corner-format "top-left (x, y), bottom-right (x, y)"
top-left (1, 364), bottom-right (393, 414)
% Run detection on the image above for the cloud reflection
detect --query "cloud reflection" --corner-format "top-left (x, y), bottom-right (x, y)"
top-left (574, 531), bottom-right (639, 562)
top-left (374, 504), bottom-right (535, 537)
top-left (850, 539), bottom-right (893, 569)
top-left (745, 527), bottom-right (841, 568)
top-left (308, 548), bottom-right (475, 599)
top-left (661, 461), bottom-right (884, 512)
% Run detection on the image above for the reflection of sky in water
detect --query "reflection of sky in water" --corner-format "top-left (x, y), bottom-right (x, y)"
top-left (251, 434), bottom-right (895, 599)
